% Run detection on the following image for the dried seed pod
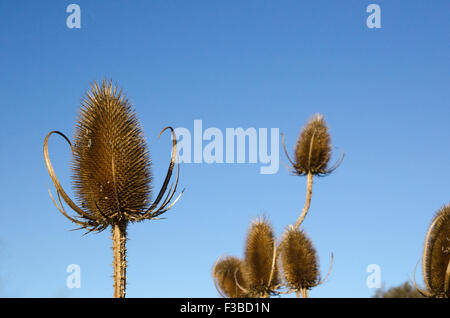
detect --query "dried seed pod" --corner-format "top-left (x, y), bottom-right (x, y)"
top-left (213, 256), bottom-right (248, 298)
top-left (279, 227), bottom-right (320, 291)
top-left (244, 217), bottom-right (279, 297)
top-left (422, 204), bottom-right (450, 298)
top-left (293, 114), bottom-right (332, 176)
top-left (72, 80), bottom-right (152, 224)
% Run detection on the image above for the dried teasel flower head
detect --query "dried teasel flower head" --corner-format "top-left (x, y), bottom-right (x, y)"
top-left (72, 80), bottom-right (152, 224)
top-left (279, 226), bottom-right (320, 291)
top-left (212, 256), bottom-right (248, 298)
top-left (419, 204), bottom-right (450, 298)
top-left (43, 79), bottom-right (183, 233)
top-left (243, 217), bottom-right (279, 297)
top-left (282, 114), bottom-right (343, 177)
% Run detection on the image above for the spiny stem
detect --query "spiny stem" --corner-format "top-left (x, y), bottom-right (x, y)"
top-left (301, 288), bottom-right (308, 298)
top-left (295, 172), bottom-right (314, 229)
top-left (112, 222), bottom-right (127, 298)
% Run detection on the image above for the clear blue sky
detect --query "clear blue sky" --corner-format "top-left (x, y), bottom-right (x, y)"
top-left (0, 0), bottom-right (449, 297)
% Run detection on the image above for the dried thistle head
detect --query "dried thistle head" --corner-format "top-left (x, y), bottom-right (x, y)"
top-left (282, 114), bottom-right (343, 176)
top-left (422, 204), bottom-right (450, 298)
top-left (72, 80), bottom-right (152, 225)
top-left (279, 226), bottom-right (320, 291)
top-left (243, 217), bottom-right (279, 297)
top-left (43, 79), bottom-right (183, 233)
top-left (212, 256), bottom-right (248, 298)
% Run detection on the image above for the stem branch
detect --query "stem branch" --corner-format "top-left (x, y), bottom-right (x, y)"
top-left (295, 172), bottom-right (314, 229)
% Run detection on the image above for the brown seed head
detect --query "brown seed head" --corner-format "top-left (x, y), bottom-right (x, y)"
top-left (213, 256), bottom-right (248, 298)
top-left (423, 204), bottom-right (450, 297)
top-left (279, 226), bottom-right (320, 291)
top-left (244, 217), bottom-right (279, 296)
top-left (294, 114), bottom-right (332, 176)
top-left (71, 80), bottom-right (152, 225)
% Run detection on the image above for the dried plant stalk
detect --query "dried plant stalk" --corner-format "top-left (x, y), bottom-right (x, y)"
top-left (112, 222), bottom-right (127, 298)
top-left (295, 173), bottom-right (313, 229)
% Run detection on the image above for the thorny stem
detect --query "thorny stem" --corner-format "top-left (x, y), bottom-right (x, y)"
top-left (112, 222), bottom-right (127, 298)
top-left (301, 288), bottom-right (308, 298)
top-left (295, 172), bottom-right (313, 229)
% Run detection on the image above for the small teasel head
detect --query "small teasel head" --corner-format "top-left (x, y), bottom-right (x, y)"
top-left (243, 217), bottom-right (279, 297)
top-left (279, 226), bottom-right (320, 291)
top-left (421, 204), bottom-right (450, 298)
top-left (282, 114), bottom-right (343, 176)
top-left (212, 256), bottom-right (249, 298)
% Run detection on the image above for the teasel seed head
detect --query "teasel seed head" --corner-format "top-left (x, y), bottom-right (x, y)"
top-left (72, 80), bottom-right (152, 225)
top-left (422, 204), bottom-right (450, 298)
top-left (282, 114), bottom-right (343, 177)
top-left (43, 79), bottom-right (183, 233)
top-left (243, 217), bottom-right (279, 297)
top-left (279, 226), bottom-right (320, 291)
top-left (212, 256), bottom-right (249, 298)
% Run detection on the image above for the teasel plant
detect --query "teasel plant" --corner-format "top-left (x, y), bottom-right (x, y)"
top-left (212, 256), bottom-right (248, 298)
top-left (213, 217), bottom-right (280, 298)
top-left (43, 79), bottom-right (184, 298)
top-left (278, 226), bottom-right (333, 298)
top-left (414, 204), bottom-right (450, 298)
top-left (282, 114), bottom-right (344, 229)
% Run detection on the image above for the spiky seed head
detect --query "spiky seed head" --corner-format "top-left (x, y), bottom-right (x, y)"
top-left (213, 256), bottom-right (248, 298)
top-left (244, 217), bottom-right (279, 296)
top-left (71, 79), bottom-right (152, 226)
top-left (279, 226), bottom-right (320, 291)
top-left (294, 114), bottom-right (332, 176)
top-left (423, 204), bottom-right (450, 297)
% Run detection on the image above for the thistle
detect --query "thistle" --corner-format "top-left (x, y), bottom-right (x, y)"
top-left (212, 256), bottom-right (248, 298)
top-left (282, 114), bottom-right (343, 228)
top-left (415, 204), bottom-right (450, 298)
top-left (242, 217), bottom-right (279, 297)
top-left (43, 79), bottom-right (183, 298)
top-left (278, 226), bottom-right (333, 297)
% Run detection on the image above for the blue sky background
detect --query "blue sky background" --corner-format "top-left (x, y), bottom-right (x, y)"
top-left (0, 0), bottom-right (449, 297)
